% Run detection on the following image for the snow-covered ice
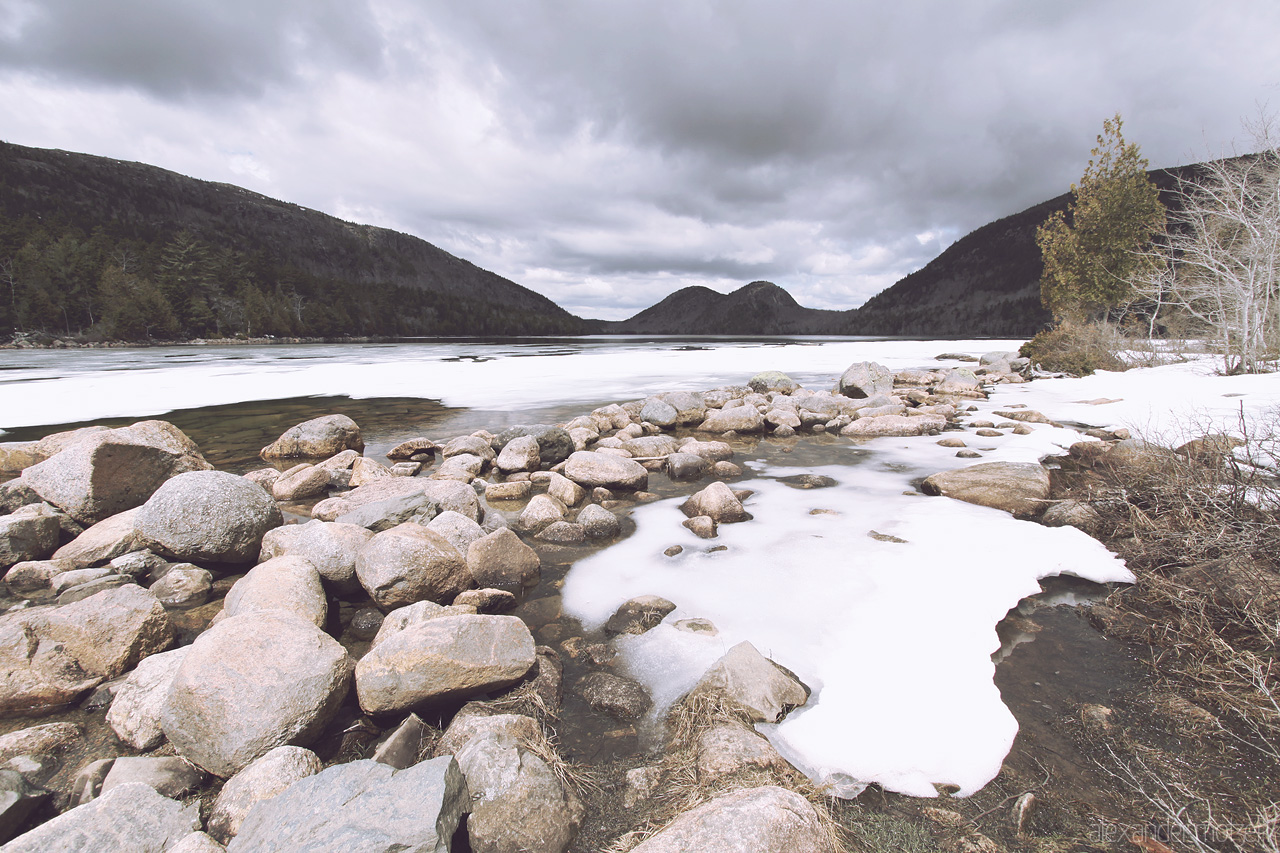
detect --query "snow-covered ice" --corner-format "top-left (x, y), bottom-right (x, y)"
top-left (0, 338), bottom-right (1023, 431)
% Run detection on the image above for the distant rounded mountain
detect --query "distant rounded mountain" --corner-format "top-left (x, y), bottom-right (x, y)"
top-left (602, 281), bottom-right (848, 335)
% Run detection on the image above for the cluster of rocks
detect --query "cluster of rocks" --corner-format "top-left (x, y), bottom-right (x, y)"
top-left (0, 350), bottom-right (1128, 851)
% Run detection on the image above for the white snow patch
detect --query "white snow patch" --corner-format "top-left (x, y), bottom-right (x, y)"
top-left (989, 358), bottom-right (1280, 441)
top-left (562, 449), bottom-right (1131, 798)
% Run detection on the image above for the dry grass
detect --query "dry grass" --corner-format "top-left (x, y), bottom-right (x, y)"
top-left (1069, 416), bottom-right (1280, 850)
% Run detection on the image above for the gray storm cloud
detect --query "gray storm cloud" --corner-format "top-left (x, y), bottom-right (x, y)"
top-left (1, 0), bottom-right (1277, 318)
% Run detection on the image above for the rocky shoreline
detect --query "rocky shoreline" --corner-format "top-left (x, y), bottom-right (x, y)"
top-left (1, 331), bottom-right (391, 350)
top-left (0, 352), bottom-right (1133, 852)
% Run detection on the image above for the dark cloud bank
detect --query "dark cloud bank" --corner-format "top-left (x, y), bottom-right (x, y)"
top-left (2, 0), bottom-right (1277, 318)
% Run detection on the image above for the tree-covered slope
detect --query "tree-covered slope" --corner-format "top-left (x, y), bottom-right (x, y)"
top-left (0, 142), bottom-right (591, 339)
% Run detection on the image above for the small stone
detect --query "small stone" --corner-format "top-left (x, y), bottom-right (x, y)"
top-left (604, 596), bottom-right (676, 635)
top-left (577, 504), bottom-right (621, 539)
top-left (348, 608), bottom-right (385, 641)
top-left (710, 461), bottom-right (742, 479)
top-left (536, 521), bottom-right (586, 544)
top-left (579, 672), bottom-right (652, 720)
top-left (664, 545), bottom-right (683, 557)
top-left (485, 480), bottom-right (532, 501)
top-left (682, 516), bottom-right (717, 539)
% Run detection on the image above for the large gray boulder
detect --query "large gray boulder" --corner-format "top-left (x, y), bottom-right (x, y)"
top-left (17, 421), bottom-right (211, 525)
top-left (563, 451), bottom-right (648, 491)
top-left (106, 645), bottom-right (190, 751)
top-left (0, 504), bottom-right (61, 569)
top-left (629, 786), bottom-right (831, 853)
top-left (324, 480), bottom-right (481, 527)
top-left (51, 507), bottom-right (141, 568)
top-left (42, 584), bottom-right (173, 678)
top-left (314, 478), bottom-right (429, 523)
top-left (935, 367), bottom-right (982, 394)
top-left (838, 361), bottom-right (893, 399)
top-left (227, 757), bottom-right (469, 853)
top-left (467, 528), bottom-right (541, 590)
top-left (655, 391), bottom-right (708, 425)
top-left (2, 781), bottom-right (201, 852)
top-left (516, 494), bottom-right (567, 533)
top-left (621, 435), bottom-right (681, 458)
top-left (135, 471), bottom-right (282, 564)
top-left (690, 641), bottom-right (808, 723)
top-left (436, 714), bottom-right (583, 853)
top-left (0, 613), bottom-right (101, 717)
top-left (161, 612), bottom-right (353, 777)
top-left (0, 721), bottom-right (81, 763)
top-left (149, 564), bottom-right (213, 609)
top-left (840, 413), bottom-right (946, 438)
top-left (921, 461), bottom-right (1051, 518)
top-left (495, 425), bottom-right (575, 467)
top-left (260, 414), bottom-right (363, 460)
top-left (639, 397), bottom-right (678, 428)
top-left (355, 614), bottom-right (536, 714)
top-left (100, 756), bottom-right (206, 800)
top-left (208, 745), bottom-right (322, 844)
top-left (259, 520), bottom-right (372, 590)
top-left (222, 556), bottom-right (328, 628)
top-left (495, 435), bottom-right (541, 474)
top-left (697, 723), bottom-right (791, 779)
top-left (748, 371), bottom-right (799, 394)
top-left (355, 523), bottom-right (470, 611)
top-left (577, 504), bottom-right (621, 539)
top-left (271, 464), bottom-right (331, 501)
top-left (426, 511), bottom-right (486, 556)
top-left (680, 482), bottom-right (750, 524)
top-left (3, 558), bottom-right (75, 594)
top-left (697, 406), bottom-right (765, 434)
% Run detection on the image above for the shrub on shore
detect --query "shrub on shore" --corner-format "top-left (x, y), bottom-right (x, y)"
top-left (1019, 321), bottom-right (1129, 375)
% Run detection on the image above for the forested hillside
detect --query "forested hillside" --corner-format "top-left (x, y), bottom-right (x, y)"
top-left (0, 142), bottom-right (591, 340)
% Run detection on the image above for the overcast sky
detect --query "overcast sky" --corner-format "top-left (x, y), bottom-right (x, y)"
top-left (1, 1), bottom-right (1278, 320)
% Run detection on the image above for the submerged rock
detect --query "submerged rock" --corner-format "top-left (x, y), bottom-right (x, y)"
top-left (579, 672), bottom-right (652, 720)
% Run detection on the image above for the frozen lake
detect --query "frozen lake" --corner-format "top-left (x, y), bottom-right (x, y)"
top-left (0, 336), bottom-right (1151, 798)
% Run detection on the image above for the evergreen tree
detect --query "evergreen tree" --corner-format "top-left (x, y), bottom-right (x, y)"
top-left (1036, 115), bottom-right (1166, 322)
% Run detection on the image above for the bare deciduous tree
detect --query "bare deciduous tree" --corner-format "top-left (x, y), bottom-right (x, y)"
top-left (1136, 148), bottom-right (1280, 373)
